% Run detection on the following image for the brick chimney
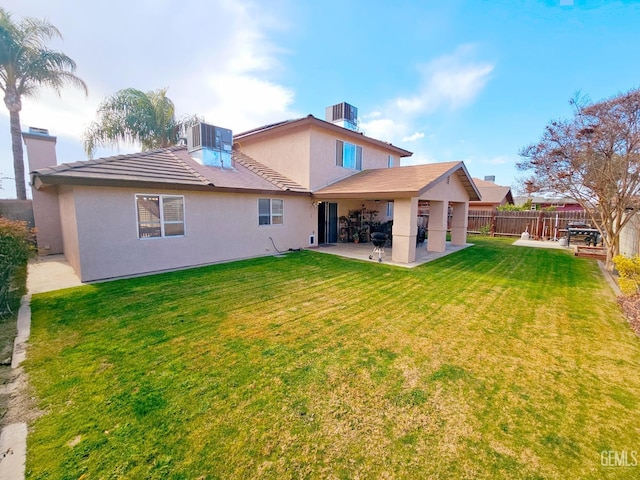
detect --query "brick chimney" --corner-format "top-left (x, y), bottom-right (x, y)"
top-left (22, 128), bottom-right (63, 254)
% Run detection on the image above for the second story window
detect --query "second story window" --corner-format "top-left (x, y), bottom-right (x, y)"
top-left (336, 140), bottom-right (362, 170)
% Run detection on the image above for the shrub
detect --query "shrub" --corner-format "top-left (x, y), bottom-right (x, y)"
top-left (497, 199), bottom-right (533, 212)
top-left (613, 254), bottom-right (640, 296)
top-left (0, 218), bottom-right (35, 314)
top-left (478, 224), bottom-right (491, 236)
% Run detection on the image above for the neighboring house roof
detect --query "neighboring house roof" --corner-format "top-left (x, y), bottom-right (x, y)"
top-left (470, 178), bottom-right (514, 206)
top-left (313, 161), bottom-right (481, 200)
top-left (514, 195), bottom-right (581, 205)
top-left (235, 115), bottom-right (413, 158)
top-left (31, 145), bottom-right (308, 194)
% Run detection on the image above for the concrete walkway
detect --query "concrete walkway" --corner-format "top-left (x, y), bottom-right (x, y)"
top-left (1, 255), bottom-right (82, 480)
top-left (0, 296), bottom-right (31, 480)
top-left (26, 254), bottom-right (83, 294)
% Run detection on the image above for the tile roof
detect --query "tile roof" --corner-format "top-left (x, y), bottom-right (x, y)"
top-left (33, 146), bottom-right (212, 187)
top-left (32, 146), bottom-right (308, 194)
top-left (313, 162), bottom-right (481, 200)
top-left (470, 178), bottom-right (514, 205)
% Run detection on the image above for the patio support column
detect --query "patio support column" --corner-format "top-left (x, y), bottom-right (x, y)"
top-left (450, 202), bottom-right (469, 246)
top-left (427, 200), bottom-right (447, 252)
top-left (392, 197), bottom-right (418, 264)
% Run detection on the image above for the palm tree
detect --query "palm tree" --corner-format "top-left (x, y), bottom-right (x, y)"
top-left (0, 8), bottom-right (88, 200)
top-left (83, 88), bottom-right (202, 158)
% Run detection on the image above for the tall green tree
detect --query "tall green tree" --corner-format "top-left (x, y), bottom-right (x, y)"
top-left (0, 8), bottom-right (87, 200)
top-left (518, 88), bottom-right (640, 269)
top-left (83, 88), bottom-right (201, 158)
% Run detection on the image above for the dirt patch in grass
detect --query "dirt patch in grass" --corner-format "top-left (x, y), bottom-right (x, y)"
top-left (0, 313), bottom-right (17, 427)
top-left (618, 294), bottom-right (640, 336)
top-left (2, 367), bottom-right (42, 425)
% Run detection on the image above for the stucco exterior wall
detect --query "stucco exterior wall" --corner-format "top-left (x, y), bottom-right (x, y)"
top-left (238, 126), bottom-right (312, 189)
top-left (69, 186), bottom-right (315, 282)
top-left (419, 173), bottom-right (469, 202)
top-left (308, 127), bottom-right (397, 191)
top-left (239, 123), bottom-right (402, 192)
top-left (58, 186), bottom-right (81, 275)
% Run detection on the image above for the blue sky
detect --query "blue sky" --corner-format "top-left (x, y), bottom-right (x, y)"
top-left (2, 0), bottom-right (640, 198)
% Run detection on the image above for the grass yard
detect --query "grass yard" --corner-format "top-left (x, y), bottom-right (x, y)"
top-left (24, 237), bottom-right (640, 479)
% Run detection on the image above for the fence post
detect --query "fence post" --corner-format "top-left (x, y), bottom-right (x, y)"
top-left (490, 210), bottom-right (496, 237)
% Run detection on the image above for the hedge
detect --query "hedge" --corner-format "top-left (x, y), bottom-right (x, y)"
top-left (0, 218), bottom-right (35, 314)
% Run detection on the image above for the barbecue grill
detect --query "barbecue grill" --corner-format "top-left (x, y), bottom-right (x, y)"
top-left (566, 222), bottom-right (602, 247)
top-left (369, 232), bottom-right (387, 262)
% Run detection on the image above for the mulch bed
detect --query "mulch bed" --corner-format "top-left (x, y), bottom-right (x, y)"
top-left (618, 294), bottom-right (640, 337)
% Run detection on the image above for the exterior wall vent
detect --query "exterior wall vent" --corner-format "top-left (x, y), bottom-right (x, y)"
top-left (188, 123), bottom-right (233, 168)
top-left (325, 102), bottom-right (358, 131)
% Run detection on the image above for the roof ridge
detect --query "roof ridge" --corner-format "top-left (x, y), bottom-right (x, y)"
top-left (38, 145), bottom-right (189, 174)
top-left (234, 118), bottom-right (305, 137)
top-left (232, 149), bottom-right (307, 192)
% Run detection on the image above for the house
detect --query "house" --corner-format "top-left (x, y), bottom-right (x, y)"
top-left (513, 195), bottom-right (583, 211)
top-left (25, 103), bottom-right (480, 282)
top-left (469, 177), bottom-right (514, 210)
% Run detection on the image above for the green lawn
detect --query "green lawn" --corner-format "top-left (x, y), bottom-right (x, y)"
top-left (25, 238), bottom-right (640, 479)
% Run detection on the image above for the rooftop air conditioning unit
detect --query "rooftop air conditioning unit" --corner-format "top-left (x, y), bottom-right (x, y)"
top-left (188, 123), bottom-right (233, 168)
top-left (325, 102), bottom-right (358, 131)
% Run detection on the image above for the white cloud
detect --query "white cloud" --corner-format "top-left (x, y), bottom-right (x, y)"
top-left (400, 152), bottom-right (438, 166)
top-left (396, 45), bottom-right (494, 116)
top-left (356, 44), bottom-right (494, 155)
top-left (194, 73), bottom-right (296, 131)
top-left (2, 0), bottom-right (296, 138)
top-left (402, 132), bottom-right (425, 142)
top-left (361, 110), bottom-right (383, 120)
top-left (359, 117), bottom-right (409, 144)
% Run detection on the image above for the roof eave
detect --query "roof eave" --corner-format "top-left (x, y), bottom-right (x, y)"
top-left (32, 175), bottom-right (215, 192)
top-left (33, 174), bottom-right (312, 196)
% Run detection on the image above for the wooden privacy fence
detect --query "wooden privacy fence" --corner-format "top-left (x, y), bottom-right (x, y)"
top-left (420, 209), bottom-right (596, 238)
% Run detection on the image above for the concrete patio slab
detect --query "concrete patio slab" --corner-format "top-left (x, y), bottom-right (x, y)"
top-left (313, 241), bottom-right (472, 267)
top-left (27, 255), bottom-right (83, 294)
top-left (512, 238), bottom-right (572, 250)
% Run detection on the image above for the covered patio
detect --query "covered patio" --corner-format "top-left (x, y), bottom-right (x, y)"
top-left (313, 161), bottom-right (481, 264)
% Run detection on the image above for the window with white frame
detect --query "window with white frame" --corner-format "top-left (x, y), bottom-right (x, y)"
top-left (336, 140), bottom-right (362, 170)
top-left (258, 198), bottom-right (284, 225)
top-left (136, 194), bottom-right (185, 238)
top-left (387, 201), bottom-right (393, 217)
top-left (388, 155), bottom-right (394, 168)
